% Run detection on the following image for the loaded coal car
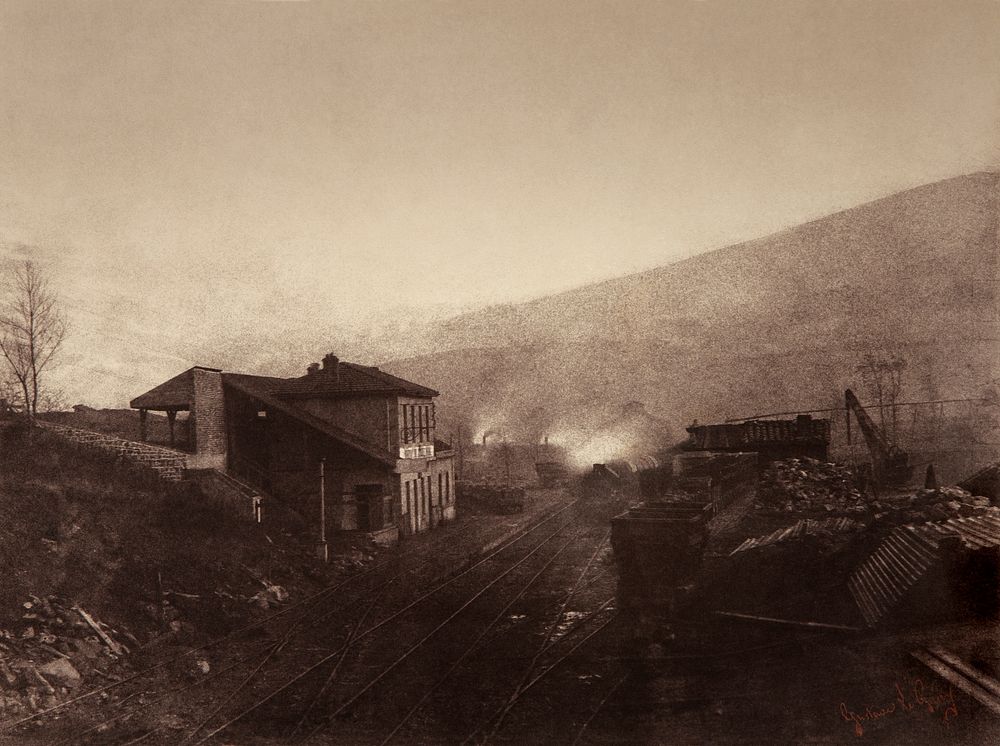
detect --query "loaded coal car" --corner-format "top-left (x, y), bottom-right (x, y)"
top-left (672, 450), bottom-right (758, 510)
top-left (611, 498), bottom-right (714, 643)
top-left (494, 486), bottom-right (525, 514)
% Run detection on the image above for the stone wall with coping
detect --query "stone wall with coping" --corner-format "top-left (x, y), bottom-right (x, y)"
top-left (36, 421), bottom-right (188, 481)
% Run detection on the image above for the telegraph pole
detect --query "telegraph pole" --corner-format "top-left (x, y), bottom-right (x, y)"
top-left (316, 457), bottom-right (328, 562)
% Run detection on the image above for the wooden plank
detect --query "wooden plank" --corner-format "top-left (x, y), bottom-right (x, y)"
top-left (926, 647), bottom-right (1000, 700)
top-left (910, 649), bottom-right (1000, 716)
top-left (713, 610), bottom-right (861, 631)
top-left (73, 605), bottom-right (124, 657)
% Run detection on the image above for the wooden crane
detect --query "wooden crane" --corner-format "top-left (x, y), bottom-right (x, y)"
top-left (845, 388), bottom-right (913, 489)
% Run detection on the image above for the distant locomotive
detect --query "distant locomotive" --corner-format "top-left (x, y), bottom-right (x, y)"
top-left (581, 454), bottom-right (672, 501)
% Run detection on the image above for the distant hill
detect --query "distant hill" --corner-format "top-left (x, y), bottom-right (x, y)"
top-left (385, 172), bottom-right (999, 462)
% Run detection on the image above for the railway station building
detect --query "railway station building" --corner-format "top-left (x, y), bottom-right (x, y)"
top-left (130, 354), bottom-right (456, 544)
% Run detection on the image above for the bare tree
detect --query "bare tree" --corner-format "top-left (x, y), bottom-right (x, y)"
top-left (38, 386), bottom-right (68, 414)
top-left (855, 351), bottom-right (906, 445)
top-left (0, 260), bottom-right (67, 419)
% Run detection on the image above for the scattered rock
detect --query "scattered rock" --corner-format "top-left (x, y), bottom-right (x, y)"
top-left (250, 585), bottom-right (288, 609)
top-left (39, 659), bottom-right (81, 689)
top-left (71, 637), bottom-right (102, 661)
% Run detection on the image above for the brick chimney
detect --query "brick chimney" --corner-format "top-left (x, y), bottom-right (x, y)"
top-left (322, 353), bottom-right (340, 383)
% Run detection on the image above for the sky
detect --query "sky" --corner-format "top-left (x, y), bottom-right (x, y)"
top-left (0, 0), bottom-right (998, 406)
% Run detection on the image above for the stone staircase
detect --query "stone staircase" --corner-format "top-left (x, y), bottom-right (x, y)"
top-left (185, 468), bottom-right (264, 522)
top-left (37, 421), bottom-right (188, 481)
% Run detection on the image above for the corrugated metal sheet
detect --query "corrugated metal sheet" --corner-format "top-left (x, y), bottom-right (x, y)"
top-left (730, 517), bottom-right (857, 555)
top-left (849, 508), bottom-right (1000, 627)
top-left (913, 510), bottom-right (1000, 550)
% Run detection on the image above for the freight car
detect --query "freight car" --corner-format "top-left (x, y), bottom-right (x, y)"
top-left (611, 498), bottom-right (714, 628)
top-left (581, 454), bottom-right (672, 501)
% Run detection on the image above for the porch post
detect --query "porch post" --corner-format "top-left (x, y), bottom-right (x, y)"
top-left (139, 408), bottom-right (148, 442)
top-left (167, 410), bottom-right (176, 447)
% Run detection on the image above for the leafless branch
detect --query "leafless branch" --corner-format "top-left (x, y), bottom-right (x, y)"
top-left (0, 259), bottom-right (68, 417)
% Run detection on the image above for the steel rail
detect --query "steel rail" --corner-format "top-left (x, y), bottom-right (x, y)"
top-left (297, 523), bottom-right (587, 744)
top-left (375, 532), bottom-right (582, 746)
top-left (289, 579), bottom-right (392, 737)
top-left (0, 546), bottom-right (407, 732)
top-left (185, 503), bottom-right (583, 744)
top-left (81, 544), bottom-right (456, 745)
top-left (480, 530), bottom-right (611, 744)
top-left (463, 612), bottom-right (617, 746)
top-left (56, 555), bottom-right (411, 744)
top-left (568, 672), bottom-right (628, 746)
top-left (25, 498), bottom-right (580, 742)
top-left (61, 647), bottom-right (265, 746)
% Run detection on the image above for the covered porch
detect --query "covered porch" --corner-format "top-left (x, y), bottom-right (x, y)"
top-left (129, 369), bottom-right (200, 452)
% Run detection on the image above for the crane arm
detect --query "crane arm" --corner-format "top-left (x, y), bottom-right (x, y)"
top-left (845, 388), bottom-right (892, 460)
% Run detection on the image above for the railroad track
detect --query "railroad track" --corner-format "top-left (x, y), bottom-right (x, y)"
top-left (36, 495), bottom-right (587, 744)
top-left (198, 501), bottom-right (597, 744)
top-left (282, 514), bottom-right (622, 745)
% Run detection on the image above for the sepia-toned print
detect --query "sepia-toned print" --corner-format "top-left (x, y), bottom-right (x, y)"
top-left (1, 2), bottom-right (998, 744)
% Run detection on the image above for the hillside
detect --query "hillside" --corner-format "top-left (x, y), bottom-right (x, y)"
top-left (385, 172), bottom-right (999, 460)
top-left (0, 422), bottom-right (364, 726)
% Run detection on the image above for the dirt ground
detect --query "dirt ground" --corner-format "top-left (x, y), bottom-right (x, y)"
top-left (5, 451), bottom-right (998, 745)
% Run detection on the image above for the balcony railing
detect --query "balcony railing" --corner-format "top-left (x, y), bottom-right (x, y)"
top-left (400, 426), bottom-right (434, 444)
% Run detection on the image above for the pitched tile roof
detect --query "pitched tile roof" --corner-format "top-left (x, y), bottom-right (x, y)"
top-left (274, 362), bottom-right (437, 399)
top-left (130, 358), bottom-right (438, 464)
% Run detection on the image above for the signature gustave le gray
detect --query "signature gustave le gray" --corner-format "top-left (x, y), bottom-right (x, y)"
top-left (839, 677), bottom-right (958, 737)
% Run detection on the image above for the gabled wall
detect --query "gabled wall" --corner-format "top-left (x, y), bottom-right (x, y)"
top-left (296, 396), bottom-right (391, 453)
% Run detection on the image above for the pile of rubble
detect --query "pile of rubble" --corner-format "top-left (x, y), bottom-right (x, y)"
top-left (877, 486), bottom-right (992, 526)
top-left (756, 458), bottom-right (865, 514)
top-left (0, 595), bottom-right (132, 717)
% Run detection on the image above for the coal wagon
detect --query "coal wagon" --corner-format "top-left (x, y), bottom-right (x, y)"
top-left (611, 498), bottom-right (714, 620)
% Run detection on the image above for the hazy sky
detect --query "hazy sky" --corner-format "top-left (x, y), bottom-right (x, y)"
top-left (1, 1), bottom-right (999, 404)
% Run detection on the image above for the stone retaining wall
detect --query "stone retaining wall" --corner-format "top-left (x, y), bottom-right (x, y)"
top-left (37, 421), bottom-right (188, 481)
